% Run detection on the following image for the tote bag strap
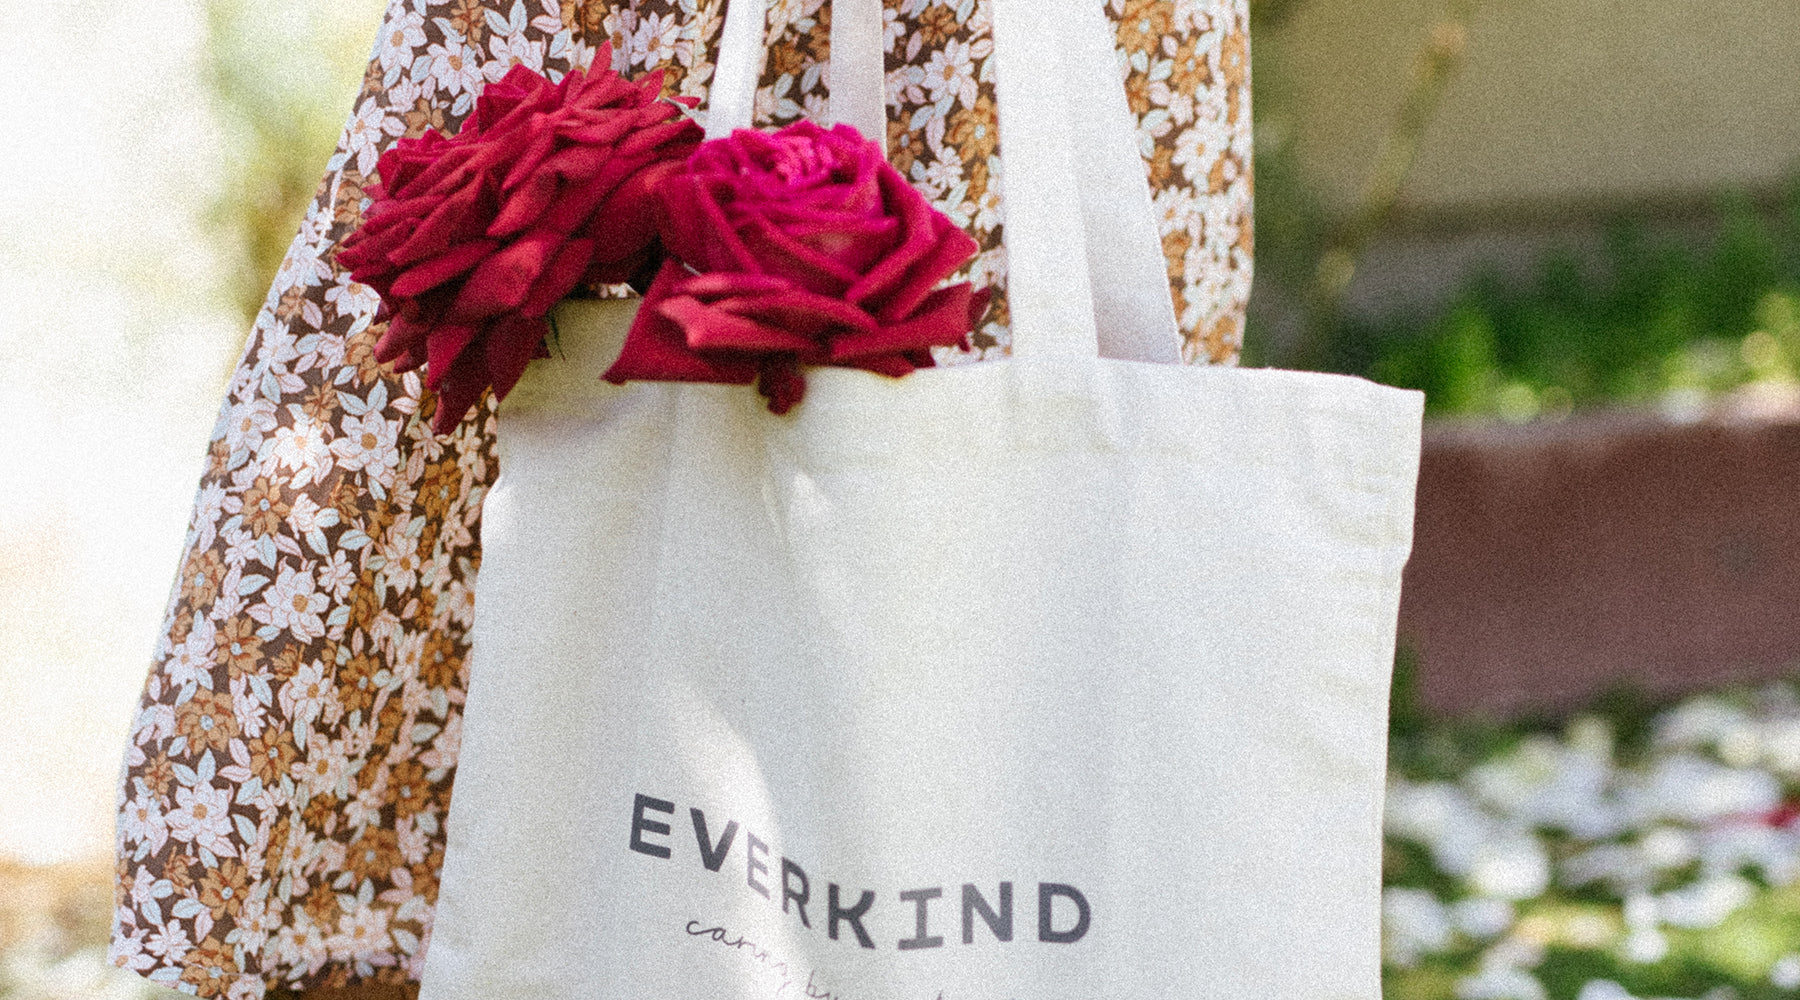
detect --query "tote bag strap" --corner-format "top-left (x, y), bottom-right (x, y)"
top-left (828, 0), bottom-right (889, 147)
top-left (705, 0), bottom-right (1181, 363)
top-left (707, 0), bottom-right (887, 144)
top-left (705, 0), bottom-right (767, 140)
top-left (1052, 0), bottom-right (1185, 363)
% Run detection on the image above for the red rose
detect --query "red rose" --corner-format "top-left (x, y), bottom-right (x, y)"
top-left (336, 46), bottom-right (702, 434)
top-left (603, 121), bottom-right (988, 413)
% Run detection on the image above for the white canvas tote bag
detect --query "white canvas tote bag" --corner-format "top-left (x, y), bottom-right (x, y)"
top-left (419, 0), bottom-right (1424, 996)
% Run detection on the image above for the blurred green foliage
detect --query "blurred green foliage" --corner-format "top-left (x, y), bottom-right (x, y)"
top-left (1310, 183), bottom-right (1800, 420)
top-left (202, 0), bottom-right (386, 325)
top-left (1245, 0), bottom-right (1800, 421)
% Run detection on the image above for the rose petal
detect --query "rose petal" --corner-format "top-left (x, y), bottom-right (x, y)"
top-left (496, 121), bottom-right (559, 192)
top-left (483, 313), bottom-right (549, 402)
top-left (582, 242), bottom-right (658, 289)
top-left (540, 170), bottom-right (654, 240)
top-left (846, 352), bottom-right (918, 378)
top-left (966, 286), bottom-right (992, 328)
top-left (472, 82), bottom-right (523, 126)
top-left (516, 236), bottom-right (596, 318)
top-left (659, 295), bottom-right (820, 354)
top-left (572, 42), bottom-right (616, 93)
top-left (841, 167), bottom-right (977, 316)
top-left (756, 206), bottom-right (898, 269)
top-left (449, 229), bottom-right (565, 319)
top-left (658, 173), bottom-right (758, 273)
top-left (790, 218), bottom-right (899, 272)
top-left (671, 271), bottom-right (793, 298)
top-left (387, 238), bottom-right (502, 298)
top-left (473, 67), bottom-right (558, 136)
top-left (829, 283), bottom-right (976, 362)
top-left (579, 158), bottom-right (682, 257)
top-left (683, 140), bottom-right (737, 180)
top-left (486, 168), bottom-right (561, 239)
top-left (614, 117), bottom-right (703, 159)
top-left (541, 143), bottom-right (619, 184)
top-left (428, 356), bottom-right (490, 435)
top-left (831, 124), bottom-right (888, 200)
top-left (711, 286), bottom-right (878, 340)
top-left (734, 215), bottom-right (861, 295)
top-left (392, 175), bottom-right (500, 267)
top-left (373, 314), bottom-right (428, 367)
top-left (555, 113), bottom-right (637, 148)
top-left (604, 263), bottom-right (760, 385)
top-left (424, 323), bottom-right (481, 389)
top-left (756, 359), bottom-right (808, 414)
top-left (625, 65), bottom-right (664, 103)
top-left (533, 153), bottom-right (647, 235)
top-left (377, 131), bottom-right (449, 194)
top-left (875, 221), bottom-right (979, 322)
top-left (342, 211), bottom-right (422, 276)
top-left (390, 137), bottom-right (482, 201)
top-left (571, 64), bottom-right (639, 109)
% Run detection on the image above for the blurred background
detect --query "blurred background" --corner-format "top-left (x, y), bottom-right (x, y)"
top-left (0, 0), bottom-right (1796, 997)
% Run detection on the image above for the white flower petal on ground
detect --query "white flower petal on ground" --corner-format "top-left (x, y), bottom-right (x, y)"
top-left (1656, 874), bottom-right (1756, 928)
top-left (1639, 826), bottom-right (1699, 869)
top-left (1622, 891), bottom-right (1659, 929)
top-left (1699, 824), bottom-right (1800, 886)
top-left (1456, 965), bottom-right (1547, 1000)
top-left (1625, 753), bottom-right (1782, 826)
top-left (1622, 926), bottom-right (1670, 964)
top-left (1387, 779), bottom-right (1503, 877)
top-left (1562, 843), bottom-right (1653, 892)
top-left (1576, 981), bottom-right (1635, 1000)
top-left (1656, 695), bottom-right (1753, 751)
top-left (1383, 887), bottom-right (1454, 967)
top-left (1452, 897), bottom-right (1517, 941)
top-left (8, 946), bottom-right (165, 1000)
top-left (1716, 723), bottom-right (1763, 768)
top-left (1466, 732), bottom-right (1623, 839)
top-left (1470, 834), bottom-right (1552, 901)
top-left (1771, 953), bottom-right (1800, 990)
top-left (1485, 936), bottom-right (1548, 971)
top-left (1386, 680), bottom-right (1800, 995)
top-left (1762, 718), bottom-right (1800, 775)
top-left (1566, 715), bottom-right (1616, 759)
top-left (1567, 912), bottom-right (1617, 948)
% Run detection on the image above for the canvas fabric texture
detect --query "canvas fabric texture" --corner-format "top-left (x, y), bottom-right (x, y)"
top-left (112, 1), bottom-right (1255, 995)
top-left (417, 0), bottom-right (1422, 995)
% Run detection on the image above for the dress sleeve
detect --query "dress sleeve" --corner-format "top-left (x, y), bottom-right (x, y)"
top-left (112, 3), bottom-right (612, 994)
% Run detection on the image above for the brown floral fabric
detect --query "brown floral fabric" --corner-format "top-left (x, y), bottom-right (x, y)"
top-left (111, 0), bottom-right (1253, 995)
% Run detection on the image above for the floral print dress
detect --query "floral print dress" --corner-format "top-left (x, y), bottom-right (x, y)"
top-left (111, 0), bottom-right (1254, 995)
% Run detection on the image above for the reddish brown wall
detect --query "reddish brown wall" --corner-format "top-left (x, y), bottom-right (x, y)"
top-left (1398, 409), bottom-right (1800, 717)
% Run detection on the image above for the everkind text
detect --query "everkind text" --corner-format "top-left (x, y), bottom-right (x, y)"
top-left (630, 793), bottom-right (1092, 950)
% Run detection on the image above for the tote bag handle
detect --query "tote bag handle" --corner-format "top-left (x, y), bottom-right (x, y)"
top-left (705, 0), bottom-right (886, 144)
top-left (704, 0), bottom-right (1182, 363)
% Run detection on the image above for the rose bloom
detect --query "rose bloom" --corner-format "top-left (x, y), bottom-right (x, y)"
top-left (605, 121), bottom-right (987, 412)
top-left (337, 45), bottom-right (702, 434)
